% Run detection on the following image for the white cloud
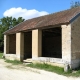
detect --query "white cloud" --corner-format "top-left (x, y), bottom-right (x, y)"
top-left (3, 7), bottom-right (49, 20)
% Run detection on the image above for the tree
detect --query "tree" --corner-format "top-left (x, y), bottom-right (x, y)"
top-left (0, 16), bottom-right (25, 52)
top-left (71, 1), bottom-right (80, 8)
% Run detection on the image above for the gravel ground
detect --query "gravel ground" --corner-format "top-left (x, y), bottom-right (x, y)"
top-left (0, 59), bottom-right (80, 80)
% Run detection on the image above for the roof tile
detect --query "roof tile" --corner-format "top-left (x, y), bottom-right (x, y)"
top-left (4, 7), bottom-right (80, 34)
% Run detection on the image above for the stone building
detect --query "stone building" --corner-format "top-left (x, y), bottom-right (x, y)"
top-left (4, 7), bottom-right (80, 69)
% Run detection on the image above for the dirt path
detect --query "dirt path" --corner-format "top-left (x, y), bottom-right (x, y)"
top-left (0, 59), bottom-right (80, 80)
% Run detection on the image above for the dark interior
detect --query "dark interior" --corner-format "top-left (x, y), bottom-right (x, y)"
top-left (42, 27), bottom-right (62, 58)
top-left (24, 31), bottom-right (32, 59)
top-left (9, 34), bottom-right (16, 54)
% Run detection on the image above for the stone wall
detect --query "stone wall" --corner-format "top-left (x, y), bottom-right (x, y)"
top-left (32, 29), bottom-right (42, 59)
top-left (71, 16), bottom-right (80, 69)
top-left (61, 24), bottom-right (71, 67)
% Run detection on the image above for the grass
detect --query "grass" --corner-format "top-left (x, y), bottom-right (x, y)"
top-left (27, 63), bottom-right (71, 75)
top-left (27, 63), bottom-right (64, 74)
top-left (70, 69), bottom-right (80, 77)
top-left (0, 53), bottom-right (80, 77)
top-left (5, 59), bottom-right (23, 65)
top-left (27, 63), bottom-right (80, 77)
top-left (0, 53), bottom-right (3, 59)
top-left (0, 53), bottom-right (22, 65)
top-left (4, 59), bottom-right (80, 77)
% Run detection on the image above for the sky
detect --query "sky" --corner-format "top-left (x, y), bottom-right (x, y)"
top-left (0, 0), bottom-right (79, 20)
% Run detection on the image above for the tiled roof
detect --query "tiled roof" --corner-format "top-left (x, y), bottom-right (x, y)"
top-left (4, 7), bottom-right (80, 34)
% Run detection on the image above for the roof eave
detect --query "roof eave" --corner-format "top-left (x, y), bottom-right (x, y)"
top-left (4, 22), bottom-right (69, 35)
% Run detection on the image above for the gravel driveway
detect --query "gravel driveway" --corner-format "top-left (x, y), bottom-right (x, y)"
top-left (0, 59), bottom-right (80, 80)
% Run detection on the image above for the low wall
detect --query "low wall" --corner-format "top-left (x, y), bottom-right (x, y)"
top-left (4, 54), bottom-right (79, 69)
top-left (4, 54), bottom-right (16, 60)
top-left (32, 57), bottom-right (64, 67)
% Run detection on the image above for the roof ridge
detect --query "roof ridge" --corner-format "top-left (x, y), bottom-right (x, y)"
top-left (24, 7), bottom-right (80, 21)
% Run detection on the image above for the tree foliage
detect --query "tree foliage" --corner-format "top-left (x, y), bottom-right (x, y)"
top-left (71, 1), bottom-right (80, 8)
top-left (0, 16), bottom-right (25, 52)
